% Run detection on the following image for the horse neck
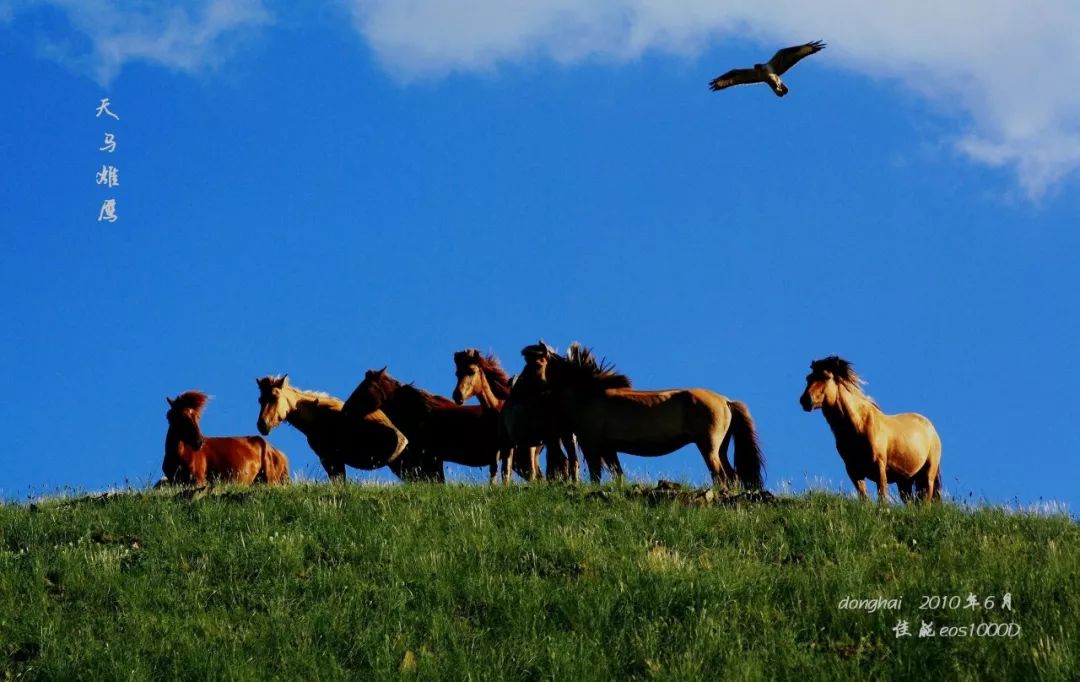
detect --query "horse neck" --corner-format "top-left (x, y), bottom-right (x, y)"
top-left (474, 370), bottom-right (504, 409)
top-left (375, 384), bottom-right (428, 435)
top-left (164, 425), bottom-right (192, 461)
top-left (823, 384), bottom-right (877, 436)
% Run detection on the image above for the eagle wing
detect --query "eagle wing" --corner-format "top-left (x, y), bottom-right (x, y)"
top-left (767, 40), bottom-right (826, 75)
top-left (709, 68), bottom-right (764, 91)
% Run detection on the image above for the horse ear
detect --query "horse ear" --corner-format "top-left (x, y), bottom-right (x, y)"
top-left (378, 366), bottom-right (387, 376)
top-left (166, 396), bottom-right (174, 407)
top-left (280, 374), bottom-right (289, 387)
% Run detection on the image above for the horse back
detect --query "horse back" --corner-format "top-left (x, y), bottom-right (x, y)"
top-left (568, 387), bottom-right (726, 454)
top-left (202, 436), bottom-right (267, 484)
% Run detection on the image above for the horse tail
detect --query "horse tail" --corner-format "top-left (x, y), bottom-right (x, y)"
top-left (931, 426), bottom-right (943, 502)
top-left (727, 400), bottom-right (765, 490)
top-left (261, 441), bottom-right (290, 485)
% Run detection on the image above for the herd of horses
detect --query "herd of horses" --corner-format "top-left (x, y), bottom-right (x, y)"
top-left (162, 343), bottom-right (943, 503)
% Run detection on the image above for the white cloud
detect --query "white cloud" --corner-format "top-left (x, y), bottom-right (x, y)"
top-left (3, 0), bottom-right (270, 84)
top-left (347, 0), bottom-right (1080, 199)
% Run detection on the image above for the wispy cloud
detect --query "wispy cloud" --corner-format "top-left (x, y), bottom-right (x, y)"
top-left (2, 0), bottom-right (270, 85)
top-left (346, 0), bottom-right (1080, 199)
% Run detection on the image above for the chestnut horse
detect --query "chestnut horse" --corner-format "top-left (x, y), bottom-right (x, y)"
top-left (164, 391), bottom-right (289, 486)
top-left (343, 368), bottom-right (502, 483)
top-left (544, 344), bottom-right (765, 488)
top-left (452, 349), bottom-right (546, 482)
top-left (256, 375), bottom-right (409, 482)
top-left (800, 356), bottom-right (942, 503)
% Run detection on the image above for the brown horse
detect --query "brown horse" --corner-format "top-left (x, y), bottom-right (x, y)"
top-left (453, 349), bottom-right (546, 482)
top-left (343, 368), bottom-right (502, 483)
top-left (164, 391), bottom-right (289, 486)
top-left (544, 344), bottom-right (765, 488)
top-left (255, 375), bottom-right (408, 481)
top-left (501, 342), bottom-right (616, 482)
top-left (800, 356), bottom-right (942, 503)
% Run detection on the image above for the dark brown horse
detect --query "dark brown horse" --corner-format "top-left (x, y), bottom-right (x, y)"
top-left (545, 344), bottom-right (765, 488)
top-left (255, 374), bottom-right (408, 482)
top-left (800, 356), bottom-right (942, 503)
top-left (343, 368), bottom-right (502, 483)
top-left (503, 342), bottom-right (621, 482)
top-left (452, 349), bottom-right (544, 482)
top-left (164, 391), bottom-right (289, 486)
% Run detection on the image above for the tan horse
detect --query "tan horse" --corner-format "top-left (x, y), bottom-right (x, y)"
top-left (256, 375), bottom-right (409, 481)
top-left (164, 391), bottom-right (289, 486)
top-left (545, 344), bottom-right (765, 488)
top-left (800, 356), bottom-right (942, 503)
top-left (452, 349), bottom-right (547, 483)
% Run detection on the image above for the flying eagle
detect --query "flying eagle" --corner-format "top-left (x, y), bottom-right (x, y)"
top-left (709, 40), bottom-right (826, 97)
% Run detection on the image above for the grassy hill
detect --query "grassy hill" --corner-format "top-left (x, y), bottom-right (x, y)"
top-left (1, 483), bottom-right (1077, 680)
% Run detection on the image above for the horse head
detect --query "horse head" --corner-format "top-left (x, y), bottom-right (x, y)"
top-left (452, 349), bottom-right (483, 405)
top-left (800, 356), bottom-right (855, 411)
top-left (166, 392), bottom-right (207, 451)
top-left (344, 367), bottom-right (394, 416)
top-left (256, 374), bottom-right (291, 435)
top-left (518, 340), bottom-right (553, 384)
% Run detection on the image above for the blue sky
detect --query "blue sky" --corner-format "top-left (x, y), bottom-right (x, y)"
top-left (1, 2), bottom-right (1078, 510)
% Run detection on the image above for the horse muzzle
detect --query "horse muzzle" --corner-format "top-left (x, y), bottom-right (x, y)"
top-left (799, 394), bottom-right (815, 412)
top-left (452, 390), bottom-right (465, 405)
top-left (192, 438), bottom-right (206, 451)
top-left (257, 420), bottom-right (271, 436)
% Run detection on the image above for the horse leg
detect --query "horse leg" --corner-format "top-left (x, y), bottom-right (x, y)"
top-left (561, 434), bottom-right (580, 482)
top-left (532, 445), bottom-right (543, 481)
top-left (913, 461), bottom-right (938, 504)
top-left (321, 457), bottom-right (346, 484)
top-left (716, 430), bottom-right (739, 487)
top-left (696, 435), bottom-right (730, 490)
top-left (604, 453), bottom-right (624, 482)
top-left (875, 460), bottom-right (891, 504)
top-left (898, 479), bottom-right (914, 504)
top-left (425, 454), bottom-right (446, 483)
top-left (501, 448), bottom-right (514, 485)
top-left (924, 459), bottom-right (941, 503)
top-left (545, 439), bottom-right (566, 480)
top-left (844, 463), bottom-right (870, 500)
top-left (579, 442), bottom-right (604, 483)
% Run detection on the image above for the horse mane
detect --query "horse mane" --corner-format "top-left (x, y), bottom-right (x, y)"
top-left (403, 383), bottom-right (458, 410)
top-left (554, 343), bottom-right (632, 392)
top-left (171, 391), bottom-right (209, 415)
top-left (374, 371), bottom-right (456, 411)
top-left (455, 349), bottom-right (513, 400)
top-left (811, 356), bottom-right (878, 407)
top-left (258, 375), bottom-right (344, 410)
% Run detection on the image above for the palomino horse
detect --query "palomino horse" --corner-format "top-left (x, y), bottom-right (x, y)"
top-left (255, 375), bottom-right (408, 482)
top-left (164, 391), bottom-right (289, 486)
top-left (343, 368), bottom-right (502, 483)
top-left (800, 356), bottom-right (942, 503)
top-left (544, 344), bottom-right (765, 488)
top-left (452, 349), bottom-right (546, 482)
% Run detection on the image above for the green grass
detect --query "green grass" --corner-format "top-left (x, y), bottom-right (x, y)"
top-left (1, 483), bottom-right (1077, 680)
